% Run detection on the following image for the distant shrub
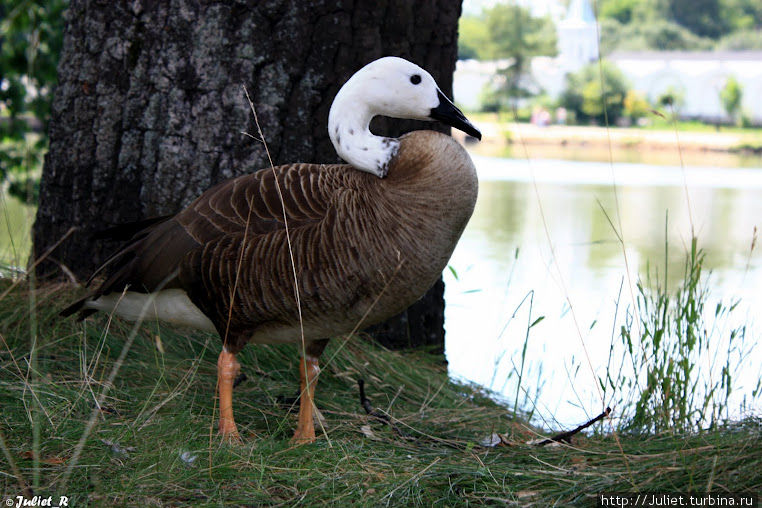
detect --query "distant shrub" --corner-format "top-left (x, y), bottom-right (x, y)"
top-left (559, 61), bottom-right (630, 125)
top-left (720, 76), bottom-right (743, 126)
top-left (624, 90), bottom-right (651, 120)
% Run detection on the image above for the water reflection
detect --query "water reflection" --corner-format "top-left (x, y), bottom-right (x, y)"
top-left (444, 154), bottom-right (762, 427)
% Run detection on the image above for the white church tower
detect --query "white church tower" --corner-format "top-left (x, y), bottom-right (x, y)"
top-left (558, 0), bottom-right (599, 72)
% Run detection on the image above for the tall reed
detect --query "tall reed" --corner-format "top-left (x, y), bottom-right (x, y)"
top-left (605, 226), bottom-right (754, 433)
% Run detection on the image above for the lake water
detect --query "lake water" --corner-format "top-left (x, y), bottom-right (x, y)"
top-left (444, 151), bottom-right (762, 427)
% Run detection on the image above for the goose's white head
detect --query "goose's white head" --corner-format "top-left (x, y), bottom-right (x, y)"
top-left (328, 56), bottom-right (481, 178)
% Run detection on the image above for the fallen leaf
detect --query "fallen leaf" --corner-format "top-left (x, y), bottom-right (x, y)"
top-left (479, 433), bottom-right (502, 448)
top-left (527, 438), bottom-right (561, 447)
top-left (360, 425), bottom-right (378, 440)
top-left (314, 406), bottom-right (326, 427)
top-left (179, 451), bottom-right (198, 466)
top-left (101, 439), bottom-right (135, 455)
top-left (154, 334), bottom-right (165, 354)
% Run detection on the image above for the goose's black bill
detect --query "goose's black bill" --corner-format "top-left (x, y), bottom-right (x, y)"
top-left (430, 89), bottom-right (482, 140)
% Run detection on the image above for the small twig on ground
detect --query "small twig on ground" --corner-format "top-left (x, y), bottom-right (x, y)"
top-left (536, 407), bottom-right (611, 446)
top-left (358, 378), bottom-right (413, 439)
top-left (358, 379), bottom-right (391, 424)
top-left (357, 379), bottom-right (466, 449)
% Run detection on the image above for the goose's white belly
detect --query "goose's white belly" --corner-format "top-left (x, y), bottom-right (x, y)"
top-left (85, 289), bottom-right (334, 345)
top-left (85, 289), bottom-right (216, 332)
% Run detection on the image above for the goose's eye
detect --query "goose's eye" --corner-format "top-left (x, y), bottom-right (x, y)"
top-left (410, 74), bottom-right (422, 85)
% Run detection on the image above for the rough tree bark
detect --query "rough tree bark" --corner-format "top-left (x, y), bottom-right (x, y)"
top-left (34, 0), bottom-right (463, 352)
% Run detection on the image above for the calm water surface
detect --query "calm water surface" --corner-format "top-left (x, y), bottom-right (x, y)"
top-left (444, 152), bottom-right (762, 427)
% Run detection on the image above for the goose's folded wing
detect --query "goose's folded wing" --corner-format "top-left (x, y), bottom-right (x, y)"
top-left (63, 163), bottom-right (347, 316)
top-left (177, 163), bottom-right (333, 241)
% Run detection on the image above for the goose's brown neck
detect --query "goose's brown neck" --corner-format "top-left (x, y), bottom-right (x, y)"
top-left (382, 130), bottom-right (478, 215)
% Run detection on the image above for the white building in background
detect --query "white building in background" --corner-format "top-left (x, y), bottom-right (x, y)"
top-left (557, 0), bottom-right (599, 72)
top-left (609, 51), bottom-right (762, 122)
top-left (454, 0), bottom-right (597, 109)
top-left (454, 0), bottom-right (762, 123)
top-left (453, 60), bottom-right (502, 111)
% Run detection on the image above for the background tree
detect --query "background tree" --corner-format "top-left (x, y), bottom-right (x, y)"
top-left (32, 0), bottom-right (464, 352)
top-left (0, 0), bottom-right (67, 203)
top-left (559, 61), bottom-right (629, 125)
top-left (484, 4), bottom-right (557, 100)
top-left (716, 28), bottom-right (762, 49)
top-left (597, 0), bottom-right (762, 51)
top-left (667, 0), bottom-right (727, 38)
top-left (598, 0), bottom-right (649, 24)
top-left (457, 15), bottom-right (491, 60)
top-left (598, 18), bottom-right (714, 52)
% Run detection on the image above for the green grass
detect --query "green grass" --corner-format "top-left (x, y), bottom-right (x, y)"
top-left (0, 190), bottom-right (34, 273)
top-left (1, 281), bottom-right (761, 506)
top-left (638, 119), bottom-right (757, 134)
top-left (467, 111), bottom-right (762, 136)
top-left (604, 236), bottom-right (757, 434)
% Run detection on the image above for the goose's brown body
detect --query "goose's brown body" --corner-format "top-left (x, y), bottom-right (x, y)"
top-left (75, 130), bottom-right (478, 353)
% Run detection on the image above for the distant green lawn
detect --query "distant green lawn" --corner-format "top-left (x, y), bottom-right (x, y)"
top-left (469, 111), bottom-right (762, 137)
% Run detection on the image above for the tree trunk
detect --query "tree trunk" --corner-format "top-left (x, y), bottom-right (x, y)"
top-left (33, 0), bottom-right (462, 351)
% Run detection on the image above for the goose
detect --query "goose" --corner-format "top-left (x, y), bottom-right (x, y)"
top-left (61, 56), bottom-right (481, 444)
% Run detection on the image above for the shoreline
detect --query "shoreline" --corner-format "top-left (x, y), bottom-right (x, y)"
top-left (454, 121), bottom-right (762, 155)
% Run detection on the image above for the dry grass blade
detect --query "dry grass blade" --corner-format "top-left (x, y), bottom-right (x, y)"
top-left (239, 85), bottom-right (327, 445)
top-left (382, 456), bottom-right (441, 504)
top-left (241, 85), bottom-right (305, 353)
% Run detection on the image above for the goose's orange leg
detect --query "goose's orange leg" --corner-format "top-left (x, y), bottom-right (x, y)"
top-left (292, 354), bottom-right (320, 444)
top-left (217, 349), bottom-right (242, 442)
